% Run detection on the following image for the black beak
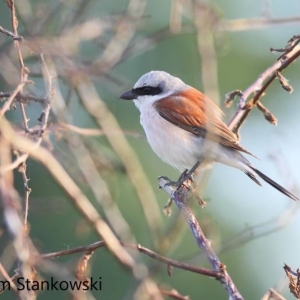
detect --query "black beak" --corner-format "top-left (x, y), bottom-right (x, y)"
top-left (120, 90), bottom-right (136, 100)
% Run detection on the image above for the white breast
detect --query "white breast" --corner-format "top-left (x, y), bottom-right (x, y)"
top-left (133, 95), bottom-right (241, 173)
top-left (139, 103), bottom-right (206, 172)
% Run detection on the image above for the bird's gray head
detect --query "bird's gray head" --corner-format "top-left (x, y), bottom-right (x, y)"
top-left (120, 71), bottom-right (188, 110)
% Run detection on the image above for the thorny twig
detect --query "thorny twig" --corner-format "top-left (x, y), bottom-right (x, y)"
top-left (0, 0), bottom-right (34, 233)
top-left (0, 3), bottom-right (35, 299)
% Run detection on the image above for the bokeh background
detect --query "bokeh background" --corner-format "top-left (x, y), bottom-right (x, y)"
top-left (0, 0), bottom-right (300, 299)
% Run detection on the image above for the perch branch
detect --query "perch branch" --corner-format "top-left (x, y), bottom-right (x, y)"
top-left (158, 178), bottom-right (243, 300)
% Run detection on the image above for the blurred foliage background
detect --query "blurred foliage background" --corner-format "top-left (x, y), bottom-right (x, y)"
top-left (0, 0), bottom-right (300, 299)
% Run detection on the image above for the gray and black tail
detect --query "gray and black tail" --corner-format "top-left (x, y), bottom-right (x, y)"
top-left (245, 166), bottom-right (298, 201)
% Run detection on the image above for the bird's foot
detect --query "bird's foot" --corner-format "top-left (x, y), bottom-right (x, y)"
top-left (158, 175), bottom-right (191, 190)
top-left (179, 169), bottom-right (195, 186)
top-left (158, 168), bottom-right (196, 190)
top-left (158, 172), bottom-right (206, 209)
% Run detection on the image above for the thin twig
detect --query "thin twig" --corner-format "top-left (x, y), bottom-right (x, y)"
top-left (158, 178), bottom-right (244, 300)
top-left (0, 25), bottom-right (23, 41)
top-left (169, 0), bottom-right (183, 33)
top-left (0, 131), bottom-right (32, 300)
top-left (2, 4), bottom-right (35, 299)
top-left (160, 288), bottom-right (190, 300)
top-left (0, 92), bottom-right (46, 104)
top-left (41, 240), bottom-right (221, 278)
top-left (193, 1), bottom-right (221, 102)
top-left (18, 162), bottom-right (31, 229)
top-left (39, 53), bottom-right (54, 137)
top-left (88, 0), bottom-right (147, 75)
top-left (223, 16), bottom-right (300, 32)
top-left (3, 0), bottom-right (35, 235)
top-left (228, 38), bottom-right (300, 134)
top-left (261, 288), bottom-right (286, 300)
top-left (58, 122), bottom-right (144, 138)
top-left (0, 263), bottom-right (18, 292)
top-left (0, 80), bottom-right (30, 117)
top-left (65, 132), bottom-right (137, 242)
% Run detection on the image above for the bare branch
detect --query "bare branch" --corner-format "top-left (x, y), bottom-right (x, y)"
top-left (41, 241), bottom-right (221, 279)
top-left (0, 80), bottom-right (32, 116)
top-left (227, 37), bottom-right (300, 134)
top-left (261, 288), bottom-right (286, 300)
top-left (0, 92), bottom-right (46, 104)
top-left (0, 25), bottom-right (23, 41)
top-left (223, 16), bottom-right (300, 32)
top-left (58, 122), bottom-right (144, 138)
top-left (160, 288), bottom-right (190, 300)
top-left (158, 178), bottom-right (243, 300)
top-left (0, 263), bottom-right (18, 292)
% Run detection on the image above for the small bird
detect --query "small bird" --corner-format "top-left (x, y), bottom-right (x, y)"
top-left (120, 71), bottom-right (298, 201)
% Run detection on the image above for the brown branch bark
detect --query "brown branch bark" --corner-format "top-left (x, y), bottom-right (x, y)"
top-left (227, 36), bottom-right (300, 134)
top-left (158, 178), bottom-right (243, 300)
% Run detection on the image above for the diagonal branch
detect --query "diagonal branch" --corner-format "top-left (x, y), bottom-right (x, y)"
top-left (0, 25), bottom-right (23, 41)
top-left (158, 178), bottom-right (244, 300)
top-left (227, 36), bottom-right (300, 134)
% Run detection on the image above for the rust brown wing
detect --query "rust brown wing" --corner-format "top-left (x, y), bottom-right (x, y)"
top-left (154, 88), bottom-right (256, 157)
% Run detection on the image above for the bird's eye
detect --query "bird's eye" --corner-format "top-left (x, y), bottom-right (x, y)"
top-left (142, 87), bottom-right (151, 94)
top-left (133, 86), bottom-right (162, 96)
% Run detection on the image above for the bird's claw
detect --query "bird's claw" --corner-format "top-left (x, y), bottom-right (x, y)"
top-left (158, 175), bottom-right (181, 188)
top-left (158, 173), bottom-right (206, 209)
top-left (158, 173), bottom-right (193, 190)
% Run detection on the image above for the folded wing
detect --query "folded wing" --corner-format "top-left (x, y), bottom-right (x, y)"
top-left (154, 88), bottom-right (256, 158)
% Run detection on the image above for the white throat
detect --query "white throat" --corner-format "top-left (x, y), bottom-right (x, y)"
top-left (133, 91), bottom-right (172, 111)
